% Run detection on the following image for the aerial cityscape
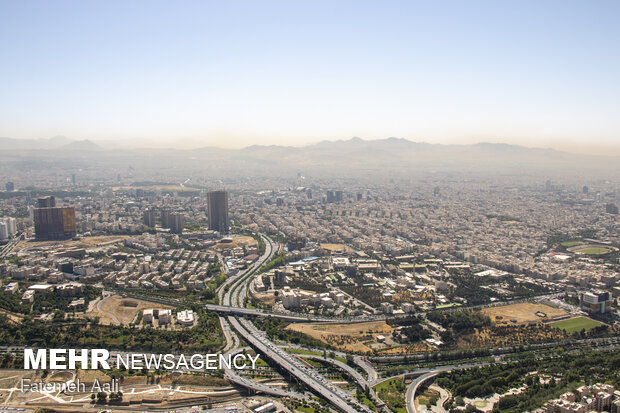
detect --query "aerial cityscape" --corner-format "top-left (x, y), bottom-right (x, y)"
top-left (1, 1), bottom-right (620, 413)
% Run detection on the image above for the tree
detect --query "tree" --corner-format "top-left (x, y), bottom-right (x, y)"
top-left (96, 392), bottom-right (107, 403)
top-left (346, 354), bottom-right (354, 366)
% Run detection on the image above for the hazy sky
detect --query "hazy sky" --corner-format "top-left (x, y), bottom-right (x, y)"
top-left (1, 0), bottom-right (619, 151)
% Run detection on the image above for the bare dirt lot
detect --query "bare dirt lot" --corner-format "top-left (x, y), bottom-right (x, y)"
top-left (0, 369), bottom-right (40, 389)
top-left (18, 235), bottom-right (129, 250)
top-left (287, 321), bottom-right (394, 353)
top-left (75, 369), bottom-right (111, 385)
top-left (211, 235), bottom-right (257, 250)
top-left (482, 302), bottom-right (568, 325)
top-left (87, 294), bottom-right (172, 325)
top-left (320, 243), bottom-right (356, 252)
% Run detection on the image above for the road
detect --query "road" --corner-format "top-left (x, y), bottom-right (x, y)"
top-left (95, 297), bottom-right (120, 324)
top-left (428, 384), bottom-right (450, 413)
top-left (356, 356), bottom-right (379, 384)
top-left (214, 233), bottom-right (373, 412)
top-left (208, 292), bottom-right (566, 325)
top-left (0, 234), bottom-right (21, 258)
top-left (403, 361), bottom-right (498, 413)
top-left (230, 316), bottom-right (368, 413)
top-left (213, 234), bottom-right (304, 399)
top-left (407, 371), bottom-right (440, 413)
top-left (302, 354), bottom-right (388, 411)
top-left (206, 303), bottom-right (354, 322)
top-left (210, 237), bottom-right (571, 412)
top-left (218, 233), bottom-right (275, 307)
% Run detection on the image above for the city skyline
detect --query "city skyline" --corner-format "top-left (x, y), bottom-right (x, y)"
top-left (1, 0), bottom-right (620, 154)
top-left (2, 2), bottom-right (620, 412)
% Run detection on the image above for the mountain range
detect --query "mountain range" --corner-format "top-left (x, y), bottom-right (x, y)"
top-left (0, 136), bottom-right (101, 151)
top-left (0, 136), bottom-right (617, 177)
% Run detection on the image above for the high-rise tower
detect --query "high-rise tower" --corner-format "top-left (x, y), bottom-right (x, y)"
top-left (207, 190), bottom-right (229, 234)
top-left (34, 197), bottom-right (76, 240)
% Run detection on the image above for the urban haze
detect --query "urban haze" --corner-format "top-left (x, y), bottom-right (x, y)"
top-left (1, 1), bottom-right (620, 413)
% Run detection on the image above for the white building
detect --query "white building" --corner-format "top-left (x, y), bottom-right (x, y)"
top-left (321, 297), bottom-right (334, 308)
top-left (177, 310), bottom-right (195, 326)
top-left (4, 283), bottom-right (18, 295)
top-left (581, 291), bottom-right (613, 313)
top-left (5, 218), bottom-right (16, 236)
top-left (0, 222), bottom-right (7, 241)
top-left (21, 290), bottom-right (34, 303)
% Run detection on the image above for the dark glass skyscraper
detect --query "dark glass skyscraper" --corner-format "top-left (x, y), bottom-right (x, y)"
top-left (208, 190), bottom-right (229, 234)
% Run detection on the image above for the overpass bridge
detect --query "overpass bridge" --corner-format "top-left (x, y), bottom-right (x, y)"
top-left (205, 303), bottom-right (380, 323)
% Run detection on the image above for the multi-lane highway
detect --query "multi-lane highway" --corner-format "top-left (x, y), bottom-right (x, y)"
top-left (0, 233), bottom-right (21, 258)
top-left (209, 235), bottom-right (573, 412)
top-left (230, 316), bottom-right (369, 413)
top-left (302, 353), bottom-right (389, 412)
top-left (213, 234), bottom-right (303, 399)
top-left (214, 233), bottom-right (375, 412)
top-left (406, 371), bottom-right (440, 413)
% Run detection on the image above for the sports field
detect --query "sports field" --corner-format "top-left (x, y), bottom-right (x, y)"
top-left (567, 243), bottom-right (616, 256)
top-left (549, 317), bottom-right (604, 333)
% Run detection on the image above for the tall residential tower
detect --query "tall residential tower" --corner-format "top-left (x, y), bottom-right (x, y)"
top-left (33, 196), bottom-right (76, 240)
top-left (207, 190), bottom-right (229, 234)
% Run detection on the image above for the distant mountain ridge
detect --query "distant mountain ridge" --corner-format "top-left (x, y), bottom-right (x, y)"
top-left (60, 139), bottom-right (101, 151)
top-left (0, 136), bottom-right (100, 151)
top-left (229, 137), bottom-right (575, 169)
top-left (0, 136), bottom-right (616, 175)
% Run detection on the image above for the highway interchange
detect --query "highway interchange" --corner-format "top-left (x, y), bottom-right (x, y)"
top-left (3, 231), bottom-right (614, 412)
top-left (215, 233), bottom-right (375, 412)
top-left (209, 232), bottom-right (469, 413)
top-left (208, 233), bottom-right (620, 413)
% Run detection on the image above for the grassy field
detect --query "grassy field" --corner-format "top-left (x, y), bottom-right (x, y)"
top-left (374, 378), bottom-right (401, 392)
top-left (374, 378), bottom-right (407, 413)
top-left (575, 247), bottom-right (610, 255)
top-left (284, 348), bottom-right (323, 356)
top-left (549, 317), bottom-right (604, 333)
top-left (561, 241), bottom-right (583, 247)
top-left (284, 348), bottom-right (347, 363)
top-left (289, 403), bottom-right (318, 413)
